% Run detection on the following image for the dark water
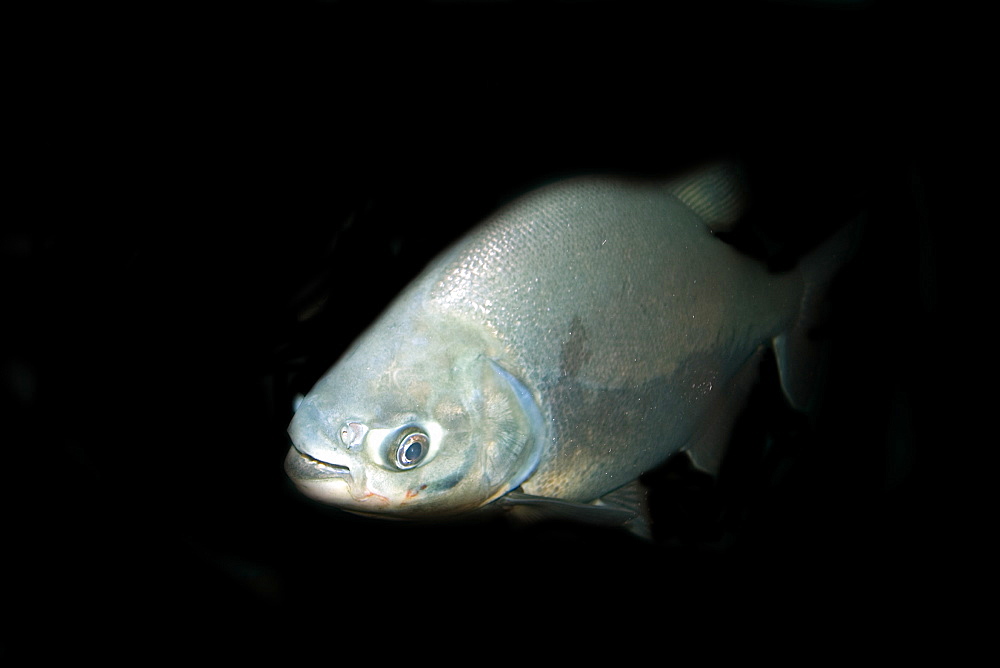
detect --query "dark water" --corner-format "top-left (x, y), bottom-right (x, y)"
top-left (6, 0), bottom-right (966, 660)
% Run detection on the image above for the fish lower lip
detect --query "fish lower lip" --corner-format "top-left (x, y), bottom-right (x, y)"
top-left (290, 448), bottom-right (351, 479)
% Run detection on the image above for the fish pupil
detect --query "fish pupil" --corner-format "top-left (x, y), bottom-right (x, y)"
top-left (403, 441), bottom-right (422, 463)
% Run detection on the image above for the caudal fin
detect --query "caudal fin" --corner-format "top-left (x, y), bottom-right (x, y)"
top-left (773, 218), bottom-right (863, 412)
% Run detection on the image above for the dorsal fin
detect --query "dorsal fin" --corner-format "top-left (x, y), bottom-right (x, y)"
top-left (666, 162), bottom-right (748, 234)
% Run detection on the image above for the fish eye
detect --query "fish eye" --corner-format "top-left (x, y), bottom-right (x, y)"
top-left (393, 430), bottom-right (429, 470)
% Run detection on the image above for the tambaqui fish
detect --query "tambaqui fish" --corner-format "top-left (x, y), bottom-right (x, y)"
top-left (284, 164), bottom-right (850, 531)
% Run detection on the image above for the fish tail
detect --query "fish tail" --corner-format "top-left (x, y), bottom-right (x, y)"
top-left (773, 218), bottom-right (863, 412)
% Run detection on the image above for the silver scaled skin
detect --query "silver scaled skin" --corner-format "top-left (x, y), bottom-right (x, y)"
top-left (285, 167), bottom-right (820, 522)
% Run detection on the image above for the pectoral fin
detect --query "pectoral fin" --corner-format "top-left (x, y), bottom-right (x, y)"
top-left (496, 480), bottom-right (651, 539)
top-left (497, 492), bottom-right (637, 525)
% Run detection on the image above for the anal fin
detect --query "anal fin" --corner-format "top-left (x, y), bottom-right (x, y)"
top-left (684, 346), bottom-right (764, 475)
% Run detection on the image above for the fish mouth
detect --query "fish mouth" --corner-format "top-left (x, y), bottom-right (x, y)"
top-left (285, 446), bottom-right (353, 481)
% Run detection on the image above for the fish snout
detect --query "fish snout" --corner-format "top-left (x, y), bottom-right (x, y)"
top-left (286, 402), bottom-right (360, 481)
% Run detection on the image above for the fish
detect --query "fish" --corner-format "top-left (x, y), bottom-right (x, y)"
top-left (284, 164), bottom-right (853, 532)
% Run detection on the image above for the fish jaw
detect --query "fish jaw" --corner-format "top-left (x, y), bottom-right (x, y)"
top-left (284, 447), bottom-right (395, 509)
top-left (284, 402), bottom-right (390, 509)
top-left (284, 447), bottom-right (355, 503)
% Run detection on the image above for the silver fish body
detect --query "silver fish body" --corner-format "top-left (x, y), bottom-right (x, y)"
top-left (286, 167), bottom-right (839, 524)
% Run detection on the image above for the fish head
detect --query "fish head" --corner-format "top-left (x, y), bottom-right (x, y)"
top-left (285, 309), bottom-right (544, 518)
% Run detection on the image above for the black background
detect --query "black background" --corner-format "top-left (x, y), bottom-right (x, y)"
top-left (5, 0), bottom-right (972, 660)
